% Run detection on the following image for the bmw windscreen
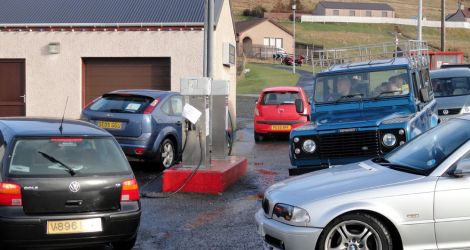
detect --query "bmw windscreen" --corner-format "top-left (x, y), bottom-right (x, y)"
top-left (379, 118), bottom-right (470, 175)
top-left (314, 69), bottom-right (409, 103)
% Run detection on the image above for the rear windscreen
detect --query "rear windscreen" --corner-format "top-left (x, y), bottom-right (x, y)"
top-left (9, 138), bottom-right (130, 177)
top-left (89, 95), bottom-right (154, 113)
top-left (261, 92), bottom-right (300, 105)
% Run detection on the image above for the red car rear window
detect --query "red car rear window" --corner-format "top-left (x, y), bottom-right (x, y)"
top-left (260, 92), bottom-right (300, 105)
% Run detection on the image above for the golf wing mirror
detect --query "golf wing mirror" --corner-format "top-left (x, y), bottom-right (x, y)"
top-left (295, 99), bottom-right (304, 114)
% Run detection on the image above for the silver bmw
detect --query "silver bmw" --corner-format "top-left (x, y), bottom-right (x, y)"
top-left (256, 115), bottom-right (470, 250)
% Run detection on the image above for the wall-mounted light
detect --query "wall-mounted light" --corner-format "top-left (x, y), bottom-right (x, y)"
top-left (48, 42), bottom-right (60, 54)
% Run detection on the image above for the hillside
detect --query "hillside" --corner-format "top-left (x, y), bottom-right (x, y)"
top-left (232, 0), bottom-right (466, 21)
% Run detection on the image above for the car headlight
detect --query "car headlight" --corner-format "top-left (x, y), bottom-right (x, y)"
top-left (302, 139), bottom-right (316, 153)
top-left (382, 133), bottom-right (397, 147)
top-left (272, 203), bottom-right (310, 226)
top-left (462, 106), bottom-right (470, 114)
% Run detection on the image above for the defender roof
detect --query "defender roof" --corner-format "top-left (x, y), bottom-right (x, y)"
top-left (318, 57), bottom-right (411, 76)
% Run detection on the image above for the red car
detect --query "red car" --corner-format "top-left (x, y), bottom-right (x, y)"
top-left (282, 55), bottom-right (305, 66)
top-left (254, 86), bottom-right (310, 142)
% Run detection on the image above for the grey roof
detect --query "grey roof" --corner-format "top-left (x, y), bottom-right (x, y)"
top-left (318, 1), bottom-right (394, 11)
top-left (430, 68), bottom-right (470, 78)
top-left (446, 7), bottom-right (470, 22)
top-left (0, 0), bottom-right (223, 26)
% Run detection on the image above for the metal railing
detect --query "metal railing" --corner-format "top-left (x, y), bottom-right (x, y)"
top-left (310, 40), bottom-right (430, 72)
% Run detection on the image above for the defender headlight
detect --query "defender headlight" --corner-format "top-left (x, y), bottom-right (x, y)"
top-left (382, 133), bottom-right (397, 147)
top-left (273, 203), bottom-right (310, 226)
top-left (302, 139), bottom-right (316, 153)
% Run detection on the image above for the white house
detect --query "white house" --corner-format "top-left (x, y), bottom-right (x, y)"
top-left (0, 0), bottom-right (237, 118)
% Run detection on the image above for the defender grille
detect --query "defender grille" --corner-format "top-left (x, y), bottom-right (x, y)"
top-left (262, 198), bottom-right (270, 215)
top-left (438, 108), bottom-right (461, 115)
top-left (318, 131), bottom-right (379, 158)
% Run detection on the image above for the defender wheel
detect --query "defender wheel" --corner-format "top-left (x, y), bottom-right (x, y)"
top-left (160, 139), bottom-right (175, 169)
top-left (111, 235), bottom-right (137, 250)
top-left (254, 133), bottom-right (263, 143)
top-left (318, 213), bottom-right (393, 250)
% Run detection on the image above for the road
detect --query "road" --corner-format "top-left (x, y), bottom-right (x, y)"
top-left (131, 118), bottom-right (292, 249)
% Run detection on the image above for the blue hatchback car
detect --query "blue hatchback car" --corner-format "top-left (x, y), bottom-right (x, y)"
top-left (81, 89), bottom-right (182, 168)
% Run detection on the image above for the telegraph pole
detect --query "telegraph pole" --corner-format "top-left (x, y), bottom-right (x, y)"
top-left (441, 0), bottom-right (446, 51)
top-left (417, 0), bottom-right (423, 41)
top-left (203, 0), bottom-right (214, 78)
top-left (292, 1), bottom-right (296, 74)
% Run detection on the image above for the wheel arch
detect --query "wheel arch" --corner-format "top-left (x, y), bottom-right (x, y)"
top-left (314, 209), bottom-right (403, 250)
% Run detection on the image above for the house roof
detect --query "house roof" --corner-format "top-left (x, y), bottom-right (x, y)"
top-left (446, 7), bottom-right (470, 22)
top-left (235, 18), bottom-right (293, 36)
top-left (318, 1), bottom-right (394, 11)
top-left (0, 0), bottom-right (224, 26)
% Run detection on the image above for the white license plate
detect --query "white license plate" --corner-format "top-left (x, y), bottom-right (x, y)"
top-left (47, 218), bottom-right (102, 234)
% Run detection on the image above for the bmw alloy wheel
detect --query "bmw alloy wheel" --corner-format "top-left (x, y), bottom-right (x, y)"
top-left (324, 220), bottom-right (383, 250)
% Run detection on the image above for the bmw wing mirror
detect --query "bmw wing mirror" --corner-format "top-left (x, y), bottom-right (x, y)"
top-left (295, 99), bottom-right (304, 114)
top-left (451, 159), bottom-right (470, 177)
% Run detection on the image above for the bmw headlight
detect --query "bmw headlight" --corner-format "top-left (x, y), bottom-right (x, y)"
top-left (462, 106), bottom-right (470, 114)
top-left (382, 133), bottom-right (397, 147)
top-left (302, 139), bottom-right (316, 153)
top-left (272, 203), bottom-right (310, 226)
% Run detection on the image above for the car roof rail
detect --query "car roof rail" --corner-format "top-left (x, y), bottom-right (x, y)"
top-left (310, 40), bottom-right (430, 72)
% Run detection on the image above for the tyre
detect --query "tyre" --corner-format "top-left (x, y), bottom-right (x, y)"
top-left (159, 138), bottom-right (175, 168)
top-left (111, 235), bottom-right (137, 250)
top-left (254, 132), bottom-right (264, 143)
top-left (318, 213), bottom-right (393, 250)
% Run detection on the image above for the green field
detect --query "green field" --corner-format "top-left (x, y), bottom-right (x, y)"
top-left (237, 63), bottom-right (301, 94)
top-left (278, 22), bottom-right (470, 59)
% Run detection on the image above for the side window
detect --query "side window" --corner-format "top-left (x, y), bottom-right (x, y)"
top-left (412, 72), bottom-right (421, 103)
top-left (160, 99), bottom-right (171, 115)
top-left (170, 95), bottom-right (183, 116)
top-left (421, 69), bottom-right (433, 98)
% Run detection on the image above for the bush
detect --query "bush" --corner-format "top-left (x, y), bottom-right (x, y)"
top-left (242, 5), bottom-right (267, 18)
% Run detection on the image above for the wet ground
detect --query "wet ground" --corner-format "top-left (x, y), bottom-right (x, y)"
top-left (130, 118), bottom-right (292, 250)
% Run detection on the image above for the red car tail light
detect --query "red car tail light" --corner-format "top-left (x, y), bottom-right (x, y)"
top-left (0, 182), bottom-right (22, 206)
top-left (134, 147), bottom-right (145, 155)
top-left (121, 179), bottom-right (139, 202)
top-left (254, 107), bottom-right (260, 116)
top-left (143, 98), bottom-right (160, 114)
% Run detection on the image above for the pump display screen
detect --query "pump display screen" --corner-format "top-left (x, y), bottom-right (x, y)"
top-left (314, 69), bottom-right (409, 103)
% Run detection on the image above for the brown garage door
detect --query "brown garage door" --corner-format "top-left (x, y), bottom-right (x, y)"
top-left (0, 60), bottom-right (25, 117)
top-left (83, 58), bottom-right (171, 106)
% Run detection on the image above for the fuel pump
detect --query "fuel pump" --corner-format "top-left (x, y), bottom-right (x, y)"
top-left (180, 77), bottom-right (229, 169)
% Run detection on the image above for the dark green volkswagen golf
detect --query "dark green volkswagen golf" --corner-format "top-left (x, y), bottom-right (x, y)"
top-left (0, 118), bottom-right (140, 249)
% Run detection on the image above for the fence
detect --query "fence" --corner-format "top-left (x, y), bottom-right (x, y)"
top-left (301, 15), bottom-right (470, 29)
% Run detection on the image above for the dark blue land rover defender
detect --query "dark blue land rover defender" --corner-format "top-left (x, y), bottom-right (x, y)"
top-left (290, 41), bottom-right (438, 174)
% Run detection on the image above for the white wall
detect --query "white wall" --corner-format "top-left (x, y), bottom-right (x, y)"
top-left (301, 15), bottom-right (470, 29)
top-left (214, 0), bottom-right (237, 117)
top-left (0, 30), bottom-right (204, 118)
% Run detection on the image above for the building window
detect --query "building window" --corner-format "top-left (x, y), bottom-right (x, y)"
top-left (350, 10), bottom-right (356, 16)
top-left (264, 37), bottom-right (283, 48)
top-left (366, 10), bottom-right (372, 17)
top-left (333, 9), bottom-right (339, 16)
top-left (382, 11), bottom-right (388, 17)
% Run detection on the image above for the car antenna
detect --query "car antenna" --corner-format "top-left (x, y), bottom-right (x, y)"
top-left (59, 96), bottom-right (69, 135)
